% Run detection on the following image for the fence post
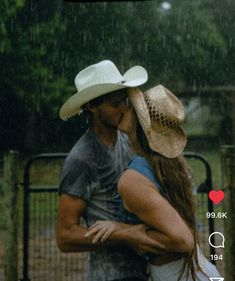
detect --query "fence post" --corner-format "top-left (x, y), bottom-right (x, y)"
top-left (220, 145), bottom-right (235, 281)
top-left (2, 151), bottom-right (19, 281)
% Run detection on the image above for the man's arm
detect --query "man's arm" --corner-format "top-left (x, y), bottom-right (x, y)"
top-left (56, 194), bottom-right (166, 254)
top-left (56, 194), bottom-right (100, 252)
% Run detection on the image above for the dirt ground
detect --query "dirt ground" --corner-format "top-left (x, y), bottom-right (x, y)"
top-left (0, 228), bottom-right (88, 281)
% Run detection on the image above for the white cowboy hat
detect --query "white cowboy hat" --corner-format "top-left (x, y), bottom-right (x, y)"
top-left (59, 60), bottom-right (148, 119)
top-left (129, 85), bottom-right (187, 158)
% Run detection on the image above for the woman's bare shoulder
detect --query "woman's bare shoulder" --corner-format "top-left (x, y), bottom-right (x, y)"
top-left (118, 169), bottom-right (159, 197)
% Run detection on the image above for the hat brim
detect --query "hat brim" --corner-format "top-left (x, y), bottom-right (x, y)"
top-left (129, 89), bottom-right (187, 159)
top-left (148, 126), bottom-right (187, 158)
top-left (59, 65), bottom-right (147, 119)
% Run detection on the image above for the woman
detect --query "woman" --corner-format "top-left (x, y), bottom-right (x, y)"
top-left (85, 85), bottom-right (221, 280)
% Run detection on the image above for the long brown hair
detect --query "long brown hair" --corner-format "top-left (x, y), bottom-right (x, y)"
top-left (129, 112), bottom-right (203, 281)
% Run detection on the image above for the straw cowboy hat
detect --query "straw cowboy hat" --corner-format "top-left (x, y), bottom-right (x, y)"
top-left (129, 85), bottom-right (187, 158)
top-left (59, 60), bottom-right (148, 119)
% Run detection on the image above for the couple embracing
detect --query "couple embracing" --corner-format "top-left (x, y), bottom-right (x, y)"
top-left (56, 60), bottom-right (221, 281)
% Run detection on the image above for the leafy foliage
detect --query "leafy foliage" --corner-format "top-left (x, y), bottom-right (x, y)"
top-left (0, 0), bottom-right (234, 153)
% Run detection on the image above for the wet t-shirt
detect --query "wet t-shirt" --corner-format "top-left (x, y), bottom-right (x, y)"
top-left (59, 129), bottom-right (147, 281)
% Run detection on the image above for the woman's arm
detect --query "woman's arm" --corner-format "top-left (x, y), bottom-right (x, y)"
top-left (57, 194), bottom-right (166, 254)
top-left (118, 169), bottom-right (194, 254)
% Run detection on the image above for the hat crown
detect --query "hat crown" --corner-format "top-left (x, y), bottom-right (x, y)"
top-left (75, 60), bottom-right (124, 92)
top-left (144, 85), bottom-right (185, 129)
top-left (128, 85), bottom-right (186, 158)
top-left (59, 60), bottom-right (147, 120)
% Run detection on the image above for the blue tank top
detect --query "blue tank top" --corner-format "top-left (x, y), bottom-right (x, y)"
top-left (119, 155), bottom-right (163, 224)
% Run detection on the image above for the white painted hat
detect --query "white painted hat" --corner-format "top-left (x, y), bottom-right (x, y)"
top-left (59, 60), bottom-right (148, 119)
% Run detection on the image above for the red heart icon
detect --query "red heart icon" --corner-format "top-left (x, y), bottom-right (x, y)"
top-left (208, 190), bottom-right (225, 204)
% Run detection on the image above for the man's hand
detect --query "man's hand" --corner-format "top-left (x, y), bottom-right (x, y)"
top-left (121, 224), bottom-right (167, 256)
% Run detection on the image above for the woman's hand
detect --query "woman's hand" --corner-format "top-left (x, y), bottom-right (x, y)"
top-left (84, 221), bottom-right (124, 243)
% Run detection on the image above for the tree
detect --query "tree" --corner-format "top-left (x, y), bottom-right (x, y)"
top-left (0, 0), bottom-right (233, 153)
top-left (0, 0), bottom-right (67, 152)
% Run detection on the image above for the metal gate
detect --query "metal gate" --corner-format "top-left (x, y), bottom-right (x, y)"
top-left (20, 152), bottom-right (215, 281)
top-left (21, 153), bottom-right (87, 281)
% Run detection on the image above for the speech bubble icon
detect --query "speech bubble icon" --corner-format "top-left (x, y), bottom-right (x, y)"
top-left (208, 232), bottom-right (225, 248)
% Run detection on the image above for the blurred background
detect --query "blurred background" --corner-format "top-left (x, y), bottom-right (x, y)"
top-left (0, 0), bottom-right (234, 280)
top-left (0, 0), bottom-right (234, 154)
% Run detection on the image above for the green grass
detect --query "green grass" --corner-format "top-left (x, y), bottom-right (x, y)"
top-left (186, 150), bottom-right (222, 190)
top-left (0, 158), bottom-right (63, 230)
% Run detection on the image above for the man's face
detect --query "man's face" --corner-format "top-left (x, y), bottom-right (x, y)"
top-left (117, 107), bottom-right (134, 134)
top-left (95, 89), bottom-right (129, 129)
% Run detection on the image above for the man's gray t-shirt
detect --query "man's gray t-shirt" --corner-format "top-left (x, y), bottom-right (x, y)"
top-left (59, 129), bottom-right (147, 281)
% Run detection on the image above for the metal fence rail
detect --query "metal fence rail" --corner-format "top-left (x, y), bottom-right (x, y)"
top-left (19, 152), bottom-right (216, 281)
top-left (184, 152), bottom-right (215, 258)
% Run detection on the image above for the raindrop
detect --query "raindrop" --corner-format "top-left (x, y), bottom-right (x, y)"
top-left (229, 37), bottom-right (232, 48)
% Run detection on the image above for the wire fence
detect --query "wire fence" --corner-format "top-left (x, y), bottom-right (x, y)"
top-left (20, 190), bottom-right (88, 281)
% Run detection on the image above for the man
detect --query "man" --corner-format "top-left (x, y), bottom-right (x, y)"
top-left (56, 60), bottom-right (162, 281)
